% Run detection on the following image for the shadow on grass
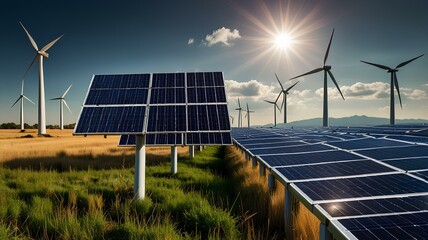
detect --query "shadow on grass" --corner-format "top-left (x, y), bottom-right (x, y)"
top-left (1, 152), bottom-right (170, 171)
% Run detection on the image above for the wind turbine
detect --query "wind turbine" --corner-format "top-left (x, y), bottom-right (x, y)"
top-left (11, 79), bottom-right (35, 132)
top-left (235, 98), bottom-right (243, 128)
top-left (19, 21), bottom-right (64, 135)
top-left (275, 73), bottom-right (299, 124)
top-left (229, 115), bottom-right (234, 126)
top-left (361, 54), bottom-right (424, 125)
top-left (50, 85), bottom-right (72, 130)
top-left (264, 92), bottom-right (281, 127)
top-left (244, 103), bottom-right (255, 127)
top-left (290, 29), bottom-right (345, 127)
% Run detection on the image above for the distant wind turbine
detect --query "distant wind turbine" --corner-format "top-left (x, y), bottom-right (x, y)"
top-left (19, 21), bottom-right (64, 135)
top-left (50, 85), bottom-right (72, 130)
top-left (229, 115), bottom-right (234, 126)
top-left (244, 103), bottom-right (255, 127)
top-left (235, 98), bottom-right (243, 128)
top-left (361, 54), bottom-right (424, 125)
top-left (275, 73), bottom-right (299, 124)
top-left (290, 29), bottom-right (345, 127)
top-left (264, 92), bottom-right (281, 127)
top-left (11, 79), bottom-right (35, 132)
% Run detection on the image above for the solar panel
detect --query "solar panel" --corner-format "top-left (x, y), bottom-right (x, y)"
top-left (328, 138), bottom-right (412, 150)
top-left (336, 212), bottom-right (428, 240)
top-left (319, 195), bottom-right (428, 218)
top-left (119, 132), bottom-right (232, 146)
top-left (261, 150), bottom-right (364, 167)
top-left (356, 145), bottom-right (428, 160)
top-left (383, 157), bottom-right (428, 171)
top-left (253, 144), bottom-right (332, 156)
top-left (276, 160), bottom-right (396, 181)
top-left (386, 135), bottom-right (428, 144)
top-left (294, 174), bottom-right (428, 202)
top-left (74, 72), bottom-right (231, 142)
top-left (244, 141), bottom-right (306, 150)
top-left (412, 170), bottom-right (428, 181)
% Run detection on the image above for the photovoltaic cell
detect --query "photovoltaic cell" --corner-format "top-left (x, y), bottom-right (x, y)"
top-left (294, 174), bottom-right (428, 202)
top-left (90, 74), bottom-right (150, 89)
top-left (337, 212), bottom-right (428, 240)
top-left (244, 141), bottom-right (306, 150)
top-left (75, 106), bottom-right (146, 134)
top-left (186, 132), bottom-right (232, 145)
top-left (262, 150), bottom-right (363, 167)
top-left (328, 138), bottom-right (411, 150)
top-left (319, 195), bottom-right (428, 218)
top-left (276, 160), bottom-right (395, 181)
top-left (412, 170), bottom-right (428, 181)
top-left (147, 106), bottom-right (186, 132)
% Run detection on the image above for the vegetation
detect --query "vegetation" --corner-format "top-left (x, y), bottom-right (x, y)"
top-left (0, 129), bottom-right (319, 239)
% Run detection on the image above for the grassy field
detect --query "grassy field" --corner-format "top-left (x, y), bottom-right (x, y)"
top-left (0, 129), bottom-right (319, 239)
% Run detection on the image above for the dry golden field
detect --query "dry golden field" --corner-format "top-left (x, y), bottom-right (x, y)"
top-left (0, 129), bottom-right (188, 169)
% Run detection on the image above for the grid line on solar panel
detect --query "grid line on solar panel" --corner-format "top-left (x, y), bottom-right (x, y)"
top-left (293, 173), bottom-right (428, 202)
top-left (275, 160), bottom-right (397, 182)
top-left (382, 157), bottom-right (428, 171)
top-left (335, 212), bottom-right (428, 240)
top-left (260, 150), bottom-right (364, 167)
top-left (318, 195), bottom-right (428, 218)
top-left (411, 170), bottom-right (428, 181)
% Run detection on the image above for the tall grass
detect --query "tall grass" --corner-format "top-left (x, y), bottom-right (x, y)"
top-left (224, 146), bottom-right (320, 240)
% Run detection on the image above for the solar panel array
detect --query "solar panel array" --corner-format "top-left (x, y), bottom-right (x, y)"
top-left (74, 72), bottom-right (232, 146)
top-left (232, 125), bottom-right (428, 240)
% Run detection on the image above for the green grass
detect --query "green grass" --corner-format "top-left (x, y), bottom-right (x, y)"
top-left (0, 146), bottom-right (239, 239)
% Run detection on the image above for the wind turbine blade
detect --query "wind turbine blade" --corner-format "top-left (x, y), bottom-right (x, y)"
top-left (246, 103), bottom-right (249, 112)
top-left (11, 96), bottom-right (22, 108)
top-left (393, 72), bottom-right (403, 109)
top-left (276, 103), bottom-right (282, 112)
top-left (238, 98), bottom-right (241, 108)
top-left (275, 91), bottom-right (282, 104)
top-left (19, 21), bottom-right (39, 50)
top-left (21, 79), bottom-right (24, 95)
top-left (40, 34), bottom-right (64, 52)
top-left (280, 95), bottom-right (285, 110)
top-left (244, 112), bottom-right (248, 118)
top-left (327, 70), bottom-right (345, 100)
top-left (63, 100), bottom-right (72, 113)
top-left (23, 95), bottom-right (35, 105)
top-left (275, 72), bottom-right (284, 90)
top-left (360, 60), bottom-right (391, 71)
top-left (285, 81), bottom-right (299, 93)
top-left (264, 100), bottom-right (274, 104)
top-left (290, 68), bottom-right (323, 80)
top-left (21, 55), bottom-right (38, 81)
top-left (50, 97), bottom-right (62, 100)
top-left (62, 84), bottom-right (72, 98)
top-left (395, 54), bottom-right (424, 69)
top-left (324, 29), bottom-right (335, 65)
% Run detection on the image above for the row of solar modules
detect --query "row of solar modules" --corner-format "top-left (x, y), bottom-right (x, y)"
top-left (231, 126), bottom-right (428, 240)
top-left (118, 132), bottom-right (232, 146)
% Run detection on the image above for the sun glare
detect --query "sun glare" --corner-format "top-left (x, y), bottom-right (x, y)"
top-left (274, 32), bottom-right (293, 50)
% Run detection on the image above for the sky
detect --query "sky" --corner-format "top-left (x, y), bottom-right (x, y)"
top-left (1, 0), bottom-right (427, 127)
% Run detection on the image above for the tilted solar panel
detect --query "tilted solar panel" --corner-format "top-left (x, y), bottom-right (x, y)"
top-left (119, 132), bottom-right (232, 146)
top-left (383, 157), bottom-right (428, 171)
top-left (253, 143), bottom-right (332, 156)
top-left (319, 195), bottom-right (428, 218)
top-left (356, 145), bottom-right (428, 160)
top-left (328, 138), bottom-right (412, 150)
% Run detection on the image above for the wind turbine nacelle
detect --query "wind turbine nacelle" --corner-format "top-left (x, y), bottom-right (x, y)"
top-left (324, 65), bottom-right (332, 70)
top-left (38, 51), bottom-right (49, 58)
top-left (388, 69), bottom-right (398, 73)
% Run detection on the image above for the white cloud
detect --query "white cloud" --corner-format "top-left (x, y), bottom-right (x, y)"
top-left (404, 89), bottom-right (428, 100)
top-left (424, 84), bottom-right (428, 87)
top-left (187, 38), bottom-right (194, 45)
top-left (225, 80), bottom-right (275, 100)
top-left (203, 27), bottom-right (241, 47)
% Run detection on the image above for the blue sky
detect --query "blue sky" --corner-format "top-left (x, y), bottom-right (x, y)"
top-left (1, 0), bottom-right (427, 126)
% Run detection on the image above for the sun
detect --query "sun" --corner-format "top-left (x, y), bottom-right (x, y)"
top-left (274, 32), bottom-right (293, 50)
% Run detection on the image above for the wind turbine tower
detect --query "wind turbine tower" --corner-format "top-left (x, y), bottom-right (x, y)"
top-left (244, 103), bottom-right (255, 127)
top-left (19, 22), bottom-right (64, 135)
top-left (275, 73), bottom-right (299, 124)
top-left (235, 98), bottom-right (243, 128)
top-left (11, 79), bottom-right (35, 131)
top-left (290, 29), bottom-right (344, 127)
top-left (361, 54), bottom-right (424, 125)
top-left (264, 92), bottom-right (281, 127)
top-left (50, 84), bottom-right (72, 130)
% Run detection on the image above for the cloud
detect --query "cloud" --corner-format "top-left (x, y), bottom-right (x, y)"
top-left (187, 38), bottom-right (194, 45)
top-left (225, 80), bottom-right (276, 100)
top-left (203, 27), bottom-right (241, 46)
top-left (404, 89), bottom-right (428, 100)
top-left (424, 84), bottom-right (428, 87)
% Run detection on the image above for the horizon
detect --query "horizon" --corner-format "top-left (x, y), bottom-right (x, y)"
top-left (1, 0), bottom-right (427, 127)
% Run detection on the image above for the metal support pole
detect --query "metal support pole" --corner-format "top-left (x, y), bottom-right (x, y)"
top-left (134, 135), bottom-right (146, 200)
top-left (252, 157), bottom-right (258, 168)
top-left (268, 173), bottom-right (276, 192)
top-left (320, 223), bottom-right (332, 240)
top-left (189, 146), bottom-right (195, 158)
top-left (284, 186), bottom-right (292, 230)
top-left (171, 146), bottom-right (177, 174)
top-left (259, 164), bottom-right (265, 177)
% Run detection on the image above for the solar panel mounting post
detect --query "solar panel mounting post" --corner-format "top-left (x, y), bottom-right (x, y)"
top-left (134, 135), bottom-right (146, 200)
top-left (284, 186), bottom-right (292, 236)
top-left (268, 173), bottom-right (276, 192)
top-left (320, 223), bottom-right (332, 240)
top-left (189, 146), bottom-right (195, 158)
top-left (171, 146), bottom-right (177, 174)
